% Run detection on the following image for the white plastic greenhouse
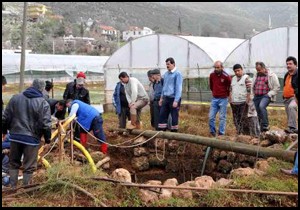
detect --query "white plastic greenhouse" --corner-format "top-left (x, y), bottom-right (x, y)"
top-left (2, 53), bottom-right (109, 83)
top-left (224, 26), bottom-right (298, 78)
top-left (103, 34), bottom-right (245, 103)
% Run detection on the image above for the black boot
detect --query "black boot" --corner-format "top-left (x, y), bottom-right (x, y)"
top-left (9, 169), bottom-right (19, 189)
top-left (23, 173), bottom-right (33, 186)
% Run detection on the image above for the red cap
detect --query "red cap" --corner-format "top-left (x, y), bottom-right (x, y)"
top-left (76, 72), bottom-right (86, 79)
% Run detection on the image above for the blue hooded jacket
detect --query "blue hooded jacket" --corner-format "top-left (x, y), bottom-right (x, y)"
top-left (112, 82), bottom-right (122, 115)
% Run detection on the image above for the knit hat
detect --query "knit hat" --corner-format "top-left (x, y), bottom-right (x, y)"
top-left (76, 72), bottom-right (86, 79)
top-left (32, 79), bottom-right (45, 92)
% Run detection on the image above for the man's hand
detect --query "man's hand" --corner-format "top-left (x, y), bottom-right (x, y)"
top-left (129, 103), bottom-right (135, 108)
top-left (246, 95), bottom-right (251, 104)
top-left (159, 98), bottom-right (163, 106)
top-left (172, 101), bottom-right (178, 108)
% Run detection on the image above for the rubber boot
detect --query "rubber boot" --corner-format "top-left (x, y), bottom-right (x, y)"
top-left (136, 121), bottom-right (143, 129)
top-left (80, 133), bottom-right (88, 148)
top-left (9, 169), bottom-right (19, 189)
top-left (23, 173), bottom-right (32, 186)
top-left (100, 143), bottom-right (108, 154)
top-left (126, 115), bottom-right (137, 129)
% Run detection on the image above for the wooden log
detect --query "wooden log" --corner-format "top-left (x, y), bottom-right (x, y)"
top-left (110, 128), bottom-right (295, 163)
top-left (95, 156), bottom-right (111, 169)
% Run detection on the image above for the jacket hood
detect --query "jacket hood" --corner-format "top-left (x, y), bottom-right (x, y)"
top-left (23, 87), bottom-right (43, 98)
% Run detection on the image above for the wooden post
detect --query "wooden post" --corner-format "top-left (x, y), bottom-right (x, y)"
top-left (70, 121), bottom-right (74, 164)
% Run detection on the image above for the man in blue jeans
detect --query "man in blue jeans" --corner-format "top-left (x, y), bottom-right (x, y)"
top-left (208, 61), bottom-right (232, 136)
top-left (252, 62), bottom-right (280, 132)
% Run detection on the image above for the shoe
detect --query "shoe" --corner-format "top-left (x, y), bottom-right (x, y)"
top-left (262, 127), bottom-right (269, 132)
top-left (280, 168), bottom-right (297, 176)
top-left (284, 128), bottom-right (297, 134)
top-left (210, 133), bottom-right (216, 137)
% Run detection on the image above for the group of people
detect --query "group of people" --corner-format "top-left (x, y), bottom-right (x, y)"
top-left (2, 55), bottom-right (298, 189)
top-left (2, 72), bottom-right (107, 188)
top-left (113, 57), bottom-right (183, 132)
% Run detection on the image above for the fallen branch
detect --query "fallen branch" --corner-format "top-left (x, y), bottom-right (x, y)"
top-left (56, 180), bottom-right (107, 207)
top-left (95, 157), bottom-right (110, 169)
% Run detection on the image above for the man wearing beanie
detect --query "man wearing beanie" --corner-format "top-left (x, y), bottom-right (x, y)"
top-left (2, 79), bottom-right (51, 189)
top-left (63, 71), bottom-right (90, 104)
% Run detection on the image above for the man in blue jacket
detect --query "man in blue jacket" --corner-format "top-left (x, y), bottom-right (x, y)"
top-left (66, 99), bottom-right (107, 154)
top-left (112, 82), bottom-right (130, 129)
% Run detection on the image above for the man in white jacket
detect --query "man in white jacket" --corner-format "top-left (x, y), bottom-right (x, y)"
top-left (118, 72), bottom-right (149, 129)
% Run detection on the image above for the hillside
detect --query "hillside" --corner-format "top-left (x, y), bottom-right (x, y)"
top-left (40, 2), bottom-right (298, 38)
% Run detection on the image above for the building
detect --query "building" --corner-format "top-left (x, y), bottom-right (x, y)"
top-left (99, 25), bottom-right (118, 41)
top-left (122, 26), bottom-right (154, 41)
top-left (27, 3), bottom-right (51, 22)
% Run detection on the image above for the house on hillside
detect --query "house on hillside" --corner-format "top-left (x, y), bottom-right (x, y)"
top-left (99, 25), bottom-right (119, 41)
top-left (27, 3), bottom-right (52, 22)
top-left (122, 26), bottom-right (155, 41)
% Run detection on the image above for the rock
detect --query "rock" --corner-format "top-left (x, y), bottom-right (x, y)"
top-left (211, 150), bottom-right (220, 162)
top-left (139, 180), bottom-right (162, 203)
top-left (132, 136), bottom-right (147, 145)
top-left (268, 143), bottom-right (284, 150)
top-left (173, 181), bottom-right (196, 199)
top-left (230, 167), bottom-right (256, 177)
top-left (168, 140), bottom-right (179, 151)
top-left (227, 152), bottom-right (236, 163)
top-left (131, 156), bottom-right (149, 171)
top-left (219, 151), bottom-right (227, 159)
top-left (254, 160), bottom-right (270, 172)
top-left (110, 168), bottom-right (132, 183)
top-left (159, 178), bottom-right (178, 199)
top-left (90, 151), bottom-right (106, 163)
top-left (267, 157), bottom-right (279, 163)
top-left (217, 160), bottom-right (233, 174)
top-left (102, 162), bottom-right (110, 169)
top-left (236, 135), bottom-right (252, 144)
top-left (133, 147), bottom-right (149, 157)
top-left (213, 178), bottom-right (233, 187)
top-left (148, 153), bottom-right (167, 167)
top-left (250, 138), bottom-right (260, 145)
top-left (260, 140), bottom-right (272, 147)
top-left (194, 176), bottom-right (215, 188)
top-left (265, 129), bottom-right (287, 143)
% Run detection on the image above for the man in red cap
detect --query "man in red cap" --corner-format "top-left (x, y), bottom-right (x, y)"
top-left (63, 71), bottom-right (90, 143)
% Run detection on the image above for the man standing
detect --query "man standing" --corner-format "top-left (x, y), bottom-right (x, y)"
top-left (63, 71), bottom-right (90, 143)
top-left (118, 72), bottom-right (149, 130)
top-left (229, 64), bottom-right (251, 135)
top-left (112, 81), bottom-right (130, 128)
top-left (66, 99), bottom-right (107, 154)
top-left (63, 71), bottom-right (90, 104)
top-left (252, 61), bottom-right (280, 132)
top-left (280, 56), bottom-right (298, 176)
top-left (158, 57), bottom-right (183, 132)
top-left (209, 61), bottom-right (231, 136)
top-left (147, 70), bottom-right (155, 128)
top-left (2, 79), bottom-right (51, 188)
top-left (282, 56), bottom-right (298, 134)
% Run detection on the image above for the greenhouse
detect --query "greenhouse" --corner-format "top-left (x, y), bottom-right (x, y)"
top-left (103, 34), bottom-right (245, 103)
top-left (2, 53), bottom-right (109, 83)
top-left (224, 26), bottom-right (298, 77)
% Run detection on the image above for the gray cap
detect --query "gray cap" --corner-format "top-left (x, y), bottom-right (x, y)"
top-left (151, 68), bottom-right (160, 75)
top-left (76, 77), bottom-right (85, 85)
top-left (32, 79), bottom-right (45, 92)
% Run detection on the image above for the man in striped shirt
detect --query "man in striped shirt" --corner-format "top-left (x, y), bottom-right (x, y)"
top-left (252, 61), bottom-right (280, 132)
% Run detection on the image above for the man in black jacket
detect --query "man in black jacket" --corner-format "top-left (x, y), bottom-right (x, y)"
top-left (63, 72), bottom-right (90, 141)
top-left (63, 72), bottom-right (90, 104)
top-left (2, 79), bottom-right (51, 189)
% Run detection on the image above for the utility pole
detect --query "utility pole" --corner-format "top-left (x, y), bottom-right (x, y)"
top-left (19, 2), bottom-right (27, 93)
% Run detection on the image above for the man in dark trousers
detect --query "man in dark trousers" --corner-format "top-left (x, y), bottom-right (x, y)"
top-left (66, 99), bottom-right (107, 154)
top-left (112, 82), bottom-right (130, 128)
top-left (2, 79), bottom-right (51, 189)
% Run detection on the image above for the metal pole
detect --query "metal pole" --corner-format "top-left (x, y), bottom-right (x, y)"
top-left (19, 2), bottom-right (28, 93)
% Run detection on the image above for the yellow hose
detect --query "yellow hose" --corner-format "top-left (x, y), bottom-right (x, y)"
top-left (37, 155), bottom-right (51, 168)
top-left (67, 138), bottom-right (97, 173)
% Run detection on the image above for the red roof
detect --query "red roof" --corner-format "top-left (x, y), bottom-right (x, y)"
top-left (128, 26), bottom-right (142, 31)
top-left (99, 25), bottom-right (116, 31)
